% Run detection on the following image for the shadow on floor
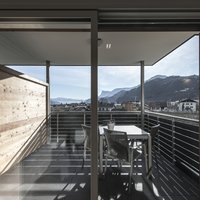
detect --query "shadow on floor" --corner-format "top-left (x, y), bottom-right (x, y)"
top-left (0, 142), bottom-right (199, 200)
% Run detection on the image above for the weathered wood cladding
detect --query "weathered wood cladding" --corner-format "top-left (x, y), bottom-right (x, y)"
top-left (0, 65), bottom-right (48, 174)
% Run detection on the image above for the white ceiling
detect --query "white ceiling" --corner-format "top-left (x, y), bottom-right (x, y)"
top-left (0, 31), bottom-right (197, 66)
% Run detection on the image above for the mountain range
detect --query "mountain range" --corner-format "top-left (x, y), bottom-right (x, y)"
top-left (51, 97), bottom-right (83, 105)
top-left (99, 87), bottom-right (134, 98)
top-left (51, 75), bottom-right (199, 105)
top-left (106, 75), bottom-right (199, 103)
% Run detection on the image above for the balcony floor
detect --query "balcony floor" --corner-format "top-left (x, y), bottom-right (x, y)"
top-left (0, 140), bottom-right (199, 200)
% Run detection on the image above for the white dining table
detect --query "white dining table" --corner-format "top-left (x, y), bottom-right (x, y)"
top-left (98, 125), bottom-right (152, 176)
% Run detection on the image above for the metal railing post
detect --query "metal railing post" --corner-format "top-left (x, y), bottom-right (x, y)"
top-left (83, 112), bottom-right (86, 125)
top-left (137, 113), bottom-right (139, 127)
top-left (172, 118), bottom-right (175, 163)
top-left (57, 113), bottom-right (59, 143)
top-left (157, 116), bottom-right (161, 153)
top-left (110, 112), bottom-right (113, 121)
top-left (48, 114), bottom-right (51, 144)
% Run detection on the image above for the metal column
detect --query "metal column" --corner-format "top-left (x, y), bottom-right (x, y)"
top-left (46, 60), bottom-right (51, 143)
top-left (91, 12), bottom-right (98, 200)
top-left (198, 33), bottom-right (200, 185)
top-left (46, 60), bottom-right (50, 116)
top-left (140, 61), bottom-right (145, 130)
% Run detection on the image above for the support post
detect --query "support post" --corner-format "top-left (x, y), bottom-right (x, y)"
top-left (46, 60), bottom-right (50, 116)
top-left (83, 112), bottom-right (86, 125)
top-left (172, 118), bottom-right (175, 163)
top-left (91, 12), bottom-right (98, 200)
top-left (46, 60), bottom-right (51, 143)
top-left (140, 60), bottom-right (145, 130)
top-left (56, 113), bottom-right (59, 143)
top-left (198, 33), bottom-right (200, 185)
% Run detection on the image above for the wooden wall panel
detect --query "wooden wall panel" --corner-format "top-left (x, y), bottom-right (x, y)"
top-left (0, 65), bottom-right (48, 174)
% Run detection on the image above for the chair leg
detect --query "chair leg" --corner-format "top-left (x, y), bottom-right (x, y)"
top-left (117, 160), bottom-right (121, 168)
top-left (154, 149), bottom-right (159, 174)
top-left (81, 156), bottom-right (85, 169)
top-left (82, 143), bottom-right (87, 169)
top-left (143, 144), bottom-right (148, 175)
top-left (104, 155), bottom-right (108, 174)
top-left (129, 149), bottom-right (134, 183)
top-left (111, 158), bottom-right (114, 167)
top-left (130, 161), bottom-right (133, 182)
top-left (147, 147), bottom-right (159, 179)
top-left (128, 156), bottom-right (134, 193)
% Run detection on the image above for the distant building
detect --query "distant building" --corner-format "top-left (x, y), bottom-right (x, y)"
top-left (122, 101), bottom-right (140, 111)
top-left (178, 99), bottom-right (197, 112)
top-left (148, 101), bottom-right (167, 112)
top-left (74, 106), bottom-right (89, 111)
top-left (166, 100), bottom-right (179, 112)
top-left (114, 103), bottom-right (122, 109)
top-left (98, 102), bottom-right (114, 111)
top-left (51, 104), bottom-right (67, 112)
top-left (111, 103), bottom-right (126, 111)
top-left (167, 100), bottom-right (179, 107)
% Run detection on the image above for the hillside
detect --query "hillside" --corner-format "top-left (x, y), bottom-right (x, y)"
top-left (106, 75), bottom-right (199, 103)
top-left (99, 87), bottom-right (133, 98)
top-left (51, 75), bottom-right (199, 105)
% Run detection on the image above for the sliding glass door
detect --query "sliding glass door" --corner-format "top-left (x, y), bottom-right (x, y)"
top-left (0, 11), bottom-right (98, 200)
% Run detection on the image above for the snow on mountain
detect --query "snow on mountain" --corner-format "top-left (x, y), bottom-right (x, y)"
top-left (51, 97), bottom-right (83, 105)
top-left (99, 87), bottom-right (133, 98)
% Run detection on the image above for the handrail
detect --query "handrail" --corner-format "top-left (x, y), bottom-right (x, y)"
top-left (145, 110), bottom-right (199, 124)
top-left (51, 110), bottom-right (198, 123)
top-left (0, 115), bottom-right (50, 175)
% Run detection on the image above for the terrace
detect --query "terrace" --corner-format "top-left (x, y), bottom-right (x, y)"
top-left (0, 111), bottom-right (199, 200)
top-left (0, 12), bottom-right (200, 200)
top-left (50, 111), bottom-right (199, 180)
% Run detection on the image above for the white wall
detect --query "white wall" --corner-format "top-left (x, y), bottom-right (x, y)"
top-left (179, 102), bottom-right (197, 112)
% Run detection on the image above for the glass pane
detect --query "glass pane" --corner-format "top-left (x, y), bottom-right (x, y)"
top-left (7, 65), bottom-right (46, 82)
top-left (144, 35), bottom-right (200, 188)
top-left (145, 35), bottom-right (199, 120)
top-left (50, 65), bottom-right (91, 199)
top-left (98, 32), bottom-right (144, 199)
top-left (0, 22), bottom-right (91, 200)
top-left (98, 31), bottom-right (199, 200)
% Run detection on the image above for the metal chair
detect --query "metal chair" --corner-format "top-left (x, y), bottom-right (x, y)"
top-left (81, 124), bottom-right (91, 168)
top-left (147, 124), bottom-right (160, 178)
top-left (103, 128), bottom-right (146, 182)
top-left (151, 124), bottom-right (160, 160)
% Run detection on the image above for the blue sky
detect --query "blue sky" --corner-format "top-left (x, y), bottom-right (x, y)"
top-left (9, 35), bottom-right (199, 100)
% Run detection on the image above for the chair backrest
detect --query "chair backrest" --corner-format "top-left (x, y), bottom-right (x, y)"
top-left (150, 124), bottom-right (160, 145)
top-left (104, 128), bottom-right (129, 161)
top-left (81, 124), bottom-right (91, 149)
top-left (102, 119), bottom-right (115, 126)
